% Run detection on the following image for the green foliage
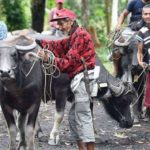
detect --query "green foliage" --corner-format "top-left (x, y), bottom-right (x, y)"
top-left (47, 0), bottom-right (55, 9)
top-left (120, 0), bottom-right (128, 13)
top-left (0, 0), bottom-right (127, 46)
top-left (1, 0), bottom-right (29, 31)
top-left (96, 46), bottom-right (113, 73)
top-left (89, 1), bottom-right (107, 45)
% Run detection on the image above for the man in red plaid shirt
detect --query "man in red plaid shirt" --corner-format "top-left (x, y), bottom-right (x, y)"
top-left (37, 9), bottom-right (96, 150)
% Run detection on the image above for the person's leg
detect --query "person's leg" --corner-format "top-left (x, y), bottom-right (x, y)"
top-left (74, 81), bottom-right (95, 148)
top-left (86, 142), bottom-right (95, 150)
top-left (143, 73), bottom-right (150, 121)
top-left (77, 141), bottom-right (94, 150)
top-left (69, 80), bottom-right (95, 150)
top-left (77, 140), bottom-right (86, 150)
top-left (68, 101), bottom-right (80, 141)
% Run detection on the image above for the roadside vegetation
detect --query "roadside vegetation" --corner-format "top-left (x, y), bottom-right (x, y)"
top-left (0, 0), bottom-right (127, 72)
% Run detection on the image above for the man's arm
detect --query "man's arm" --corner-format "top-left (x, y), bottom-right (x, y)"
top-left (116, 9), bottom-right (129, 31)
top-left (137, 42), bottom-right (148, 69)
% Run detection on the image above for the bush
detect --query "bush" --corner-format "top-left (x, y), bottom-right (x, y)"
top-left (1, 0), bottom-right (28, 31)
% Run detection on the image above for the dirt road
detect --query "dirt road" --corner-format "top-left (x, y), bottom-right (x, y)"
top-left (0, 101), bottom-right (150, 150)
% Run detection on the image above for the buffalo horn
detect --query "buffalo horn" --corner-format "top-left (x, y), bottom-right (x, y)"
top-left (101, 89), bottom-right (112, 99)
top-left (107, 80), bottom-right (125, 97)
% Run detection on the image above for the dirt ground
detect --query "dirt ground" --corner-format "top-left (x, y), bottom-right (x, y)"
top-left (0, 101), bottom-right (150, 150)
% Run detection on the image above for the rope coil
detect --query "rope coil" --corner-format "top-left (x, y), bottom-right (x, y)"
top-left (41, 45), bottom-right (61, 104)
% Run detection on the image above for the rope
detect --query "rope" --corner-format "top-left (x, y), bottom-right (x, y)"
top-left (25, 60), bottom-right (36, 78)
top-left (41, 45), bottom-right (61, 104)
top-left (131, 68), bottom-right (147, 107)
top-left (26, 46), bottom-right (61, 104)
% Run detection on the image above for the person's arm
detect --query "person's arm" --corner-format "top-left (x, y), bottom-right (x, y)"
top-left (137, 42), bottom-right (144, 64)
top-left (137, 42), bottom-right (148, 69)
top-left (41, 37), bottom-right (69, 57)
top-left (136, 29), bottom-right (148, 69)
top-left (116, 0), bottom-right (136, 31)
top-left (54, 32), bottom-right (95, 72)
top-left (116, 9), bottom-right (129, 31)
top-left (37, 34), bottom-right (83, 71)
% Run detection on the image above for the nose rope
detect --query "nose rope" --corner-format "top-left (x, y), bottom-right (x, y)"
top-left (25, 60), bottom-right (36, 78)
top-left (111, 102), bottom-right (125, 120)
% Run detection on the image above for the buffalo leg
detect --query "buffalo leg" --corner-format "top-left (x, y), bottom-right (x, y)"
top-left (17, 113), bottom-right (27, 149)
top-left (48, 93), bottom-right (67, 145)
top-left (48, 110), bottom-right (64, 145)
top-left (26, 103), bottom-right (40, 150)
top-left (1, 105), bottom-right (17, 150)
top-left (35, 118), bottom-right (44, 138)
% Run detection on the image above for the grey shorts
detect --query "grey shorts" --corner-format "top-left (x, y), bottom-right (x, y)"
top-left (68, 80), bottom-right (95, 143)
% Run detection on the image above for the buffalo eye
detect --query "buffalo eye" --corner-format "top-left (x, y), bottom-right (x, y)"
top-left (11, 52), bottom-right (18, 59)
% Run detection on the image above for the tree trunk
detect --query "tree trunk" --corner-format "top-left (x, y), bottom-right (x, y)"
top-left (81, 0), bottom-right (89, 28)
top-left (105, 0), bottom-right (112, 34)
top-left (111, 0), bottom-right (118, 30)
top-left (31, 0), bottom-right (46, 32)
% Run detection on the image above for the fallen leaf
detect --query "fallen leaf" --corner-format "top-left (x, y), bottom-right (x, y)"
top-left (65, 142), bottom-right (71, 146)
top-left (136, 141), bottom-right (144, 144)
top-left (114, 132), bottom-right (127, 138)
top-left (133, 124), bottom-right (141, 127)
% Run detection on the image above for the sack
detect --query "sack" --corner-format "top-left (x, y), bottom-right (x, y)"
top-left (129, 19), bottom-right (146, 31)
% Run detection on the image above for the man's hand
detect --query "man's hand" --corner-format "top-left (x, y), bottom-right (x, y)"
top-left (139, 61), bottom-right (148, 69)
top-left (115, 24), bottom-right (122, 32)
top-left (37, 50), bottom-right (49, 62)
top-left (37, 50), bottom-right (55, 63)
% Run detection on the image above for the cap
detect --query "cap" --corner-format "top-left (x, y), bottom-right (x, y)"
top-left (50, 9), bottom-right (77, 22)
top-left (56, 0), bottom-right (64, 3)
top-left (0, 21), bottom-right (7, 40)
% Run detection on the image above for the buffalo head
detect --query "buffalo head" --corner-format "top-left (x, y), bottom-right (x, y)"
top-left (0, 35), bottom-right (37, 83)
top-left (98, 79), bottom-right (137, 128)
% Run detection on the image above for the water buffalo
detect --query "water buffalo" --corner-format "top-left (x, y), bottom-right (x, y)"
top-left (0, 35), bottom-right (43, 150)
top-left (112, 28), bottom-right (146, 120)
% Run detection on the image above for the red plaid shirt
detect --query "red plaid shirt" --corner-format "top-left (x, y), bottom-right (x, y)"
top-left (41, 27), bottom-right (96, 79)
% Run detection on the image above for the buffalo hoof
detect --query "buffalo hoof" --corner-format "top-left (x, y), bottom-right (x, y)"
top-left (48, 135), bottom-right (60, 145)
top-left (35, 130), bottom-right (44, 139)
top-left (16, 132), bottom-right (20, 141)
top-left (133, 117), bottom-right (140, 124)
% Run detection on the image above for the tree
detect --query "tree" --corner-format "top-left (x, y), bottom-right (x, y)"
top-left (81, 0), bottom-right (89, 28)
top-left (31, 0), bottom-right (46, 32)
top-left (111, 0), bottom-right (119, 30)
top-left (1, 0), bottom-right (27, 31)
top-left (104, 0), bottom-right (112, 34)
